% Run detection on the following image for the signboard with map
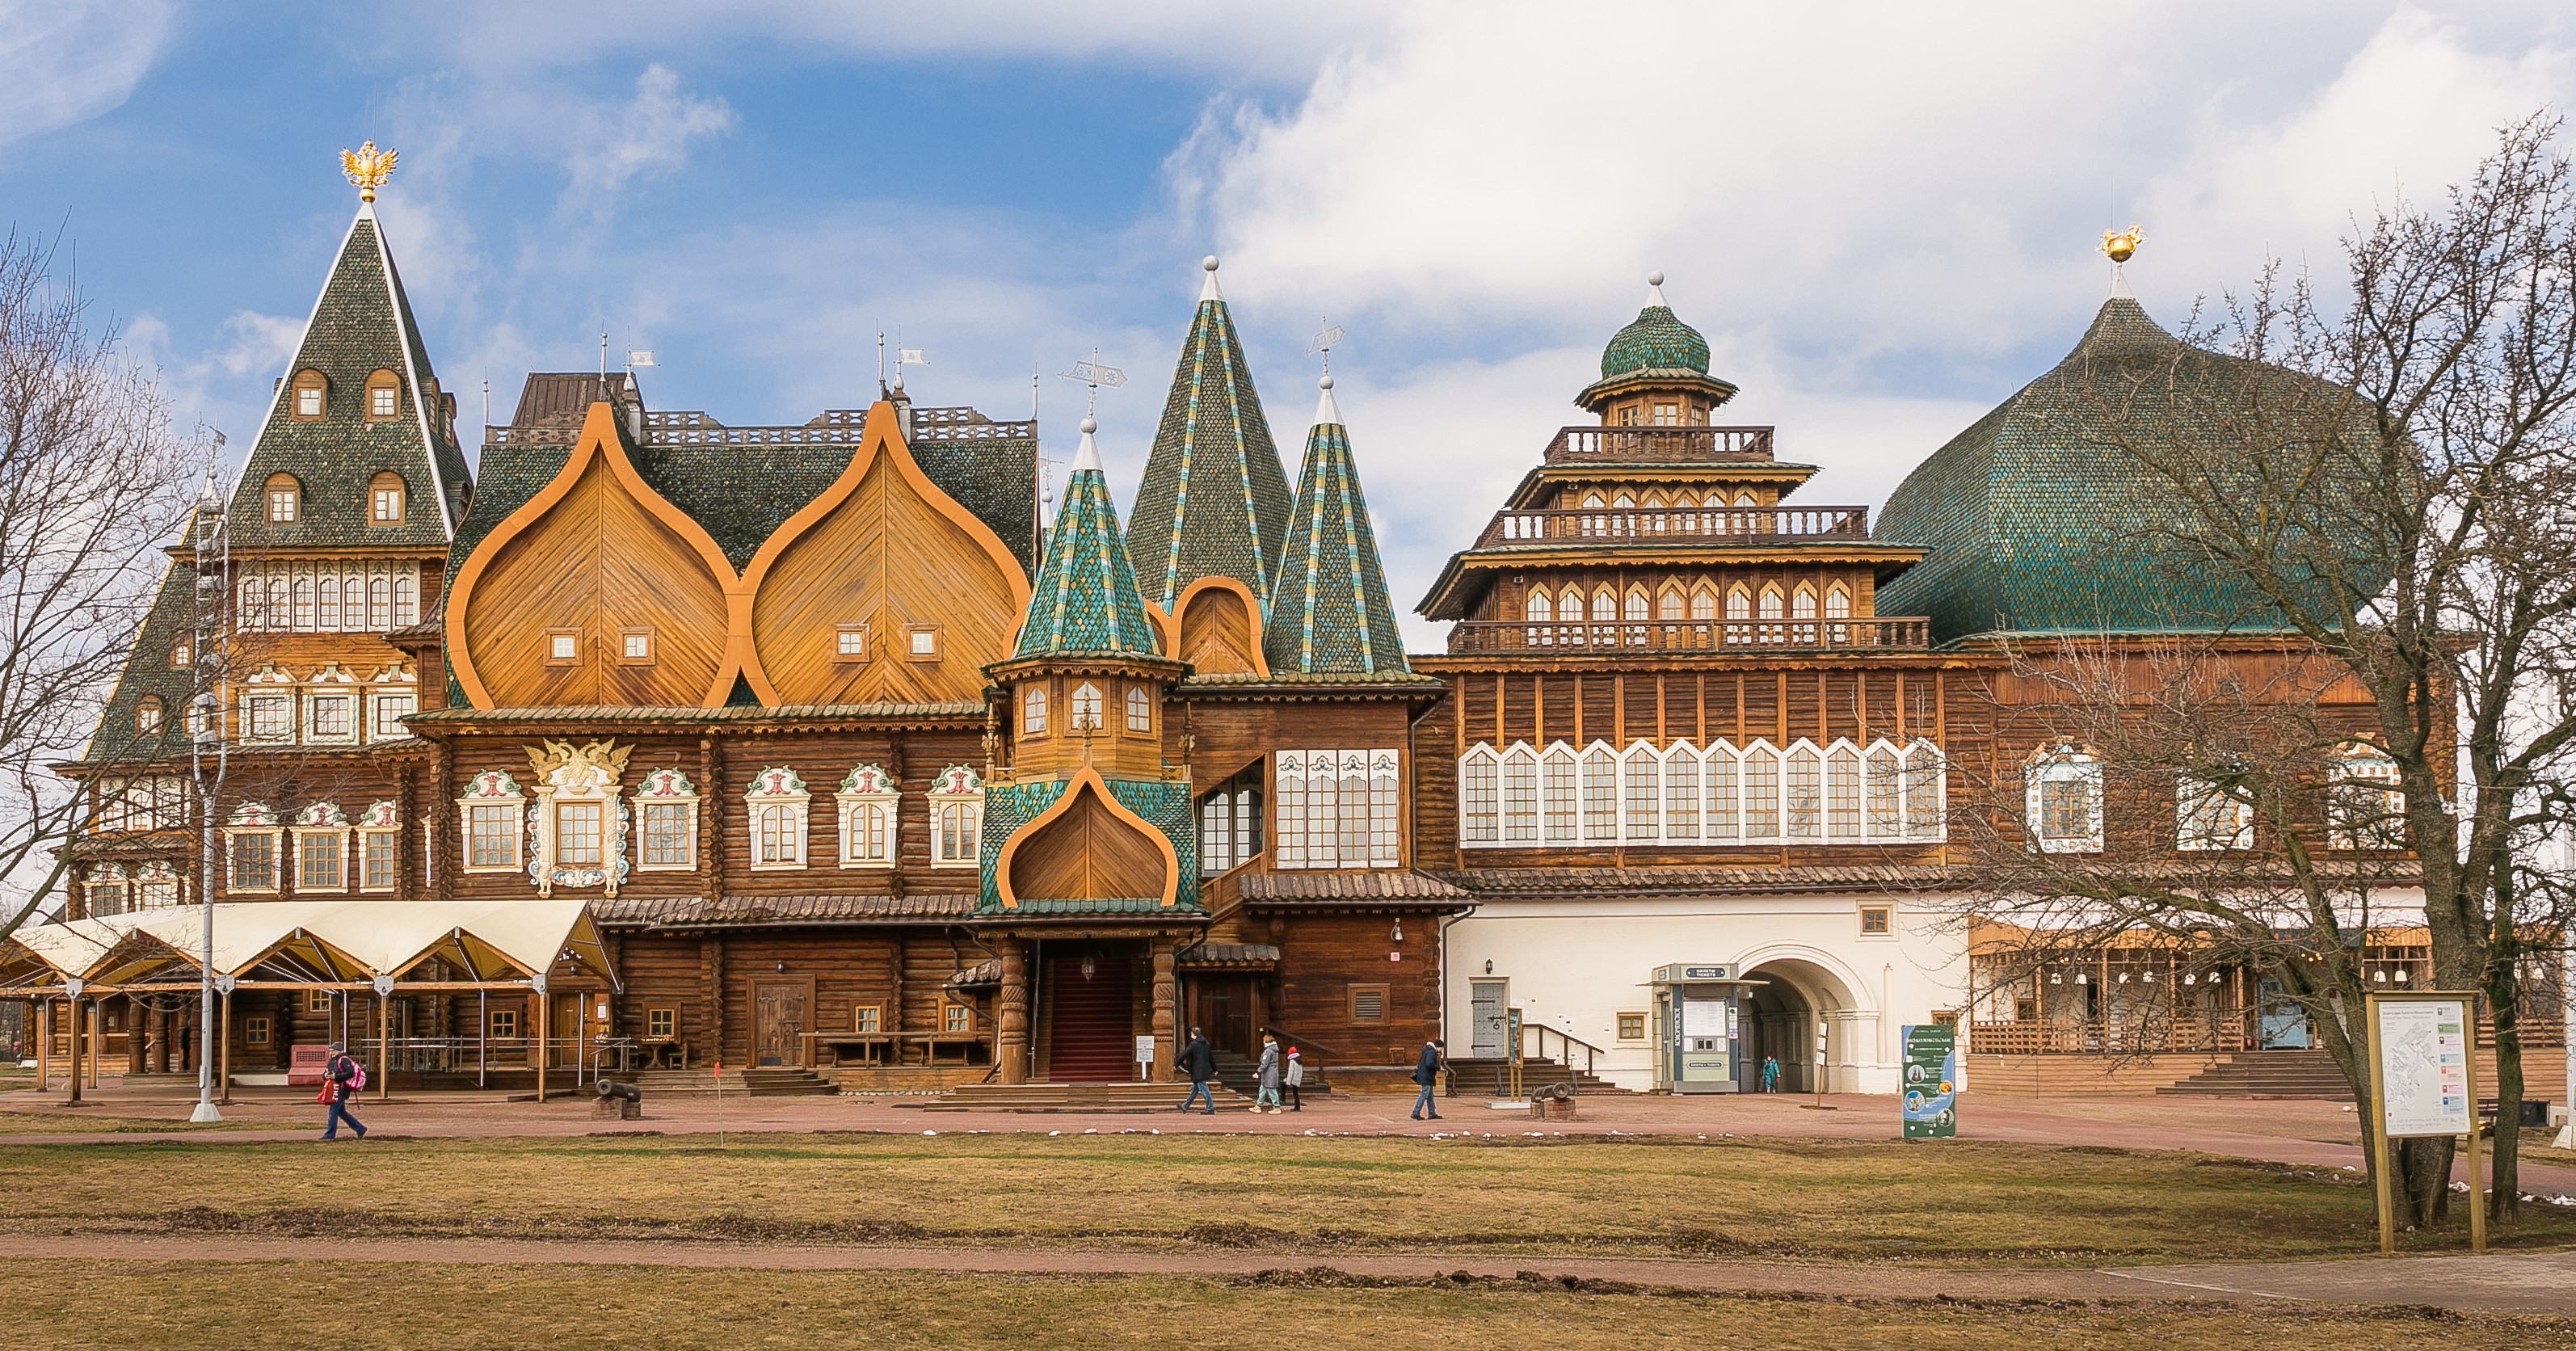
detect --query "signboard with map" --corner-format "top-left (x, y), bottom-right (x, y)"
top-left (1900, 1023), bottom-right (1957, 1139)
top-left (2373, 996), bottom-right (2473, 1138)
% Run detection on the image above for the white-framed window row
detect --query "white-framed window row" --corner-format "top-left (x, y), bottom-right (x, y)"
top-left (457, 770), bottom-right (526, 874)
top-left (633, 768), bottom-right (699, 872)
top-left (94, 774), bottom-right (189, 834)
top-left (746, 766), bottom-right (810, 870)
top-left (2326, 742), bottom-right (2406, 850)
top-left (2176, 769), bottom-right (2254, 852)
top-left (233, 663), bottom-right (416, 747)
top-left (82, 863), bottom-right (130, 917)
top-left (356, 800), bottom-right (401, 892)
top-left (1458, 737), bottom-right (1946, 848)
top-left (291, 801), bottom-right (351, 894)
top-left (134, 860), bottom-right (183, 908)
top-left (233, 559), bottom-right (420, 633)
top-left (836, 763), bottom-right (897, 869)
top-left (1273, 748), bottom-right (1403, 869)
top-left (303, 664), bottom-right (361, 745)
top-left (2025, 746), bottom-right (2104, 854)
top-left (224, 802), bottom-right (282, 893)
top-left (927, 764), bottom-right (984, 869)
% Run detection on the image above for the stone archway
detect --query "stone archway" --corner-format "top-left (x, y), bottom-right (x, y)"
top-left (1738, 955), bottom-right (1863, 1095)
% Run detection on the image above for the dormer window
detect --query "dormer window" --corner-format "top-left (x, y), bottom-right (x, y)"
top-left (1652, 402), bottom-right (1678, 426)
top-left (1071, 682), bottom-right (1103, 731)
top-left (1021, 684), bottom-right (1047, 737)
top-left (369, 472), bottom-right (406, 524)
top-left (265, 473), bottom-right (301, 524)
top-left (1125, 684), bottom-right (1153, 734)
top-left (135, 696), bottom-right (163, 734)
top-left (364, 370), bottom-right (401, 421)
top-left (290, 369), bottom-right (326, 421)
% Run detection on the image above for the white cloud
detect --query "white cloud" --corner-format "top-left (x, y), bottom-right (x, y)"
top-left (561, 64), bottom-right (735, 214)
top-left (0, 0), bottom-right (170, 147)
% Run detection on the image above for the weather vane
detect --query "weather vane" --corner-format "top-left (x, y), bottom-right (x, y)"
top-left (339, 141), bottom-right (398, 203)
top-left (2099, 225), bottom-right (2144, 264)
top-left (1059, 348), bottom-right (1126, 419)
top-left (1307, 316), bottom-right (1344, 376)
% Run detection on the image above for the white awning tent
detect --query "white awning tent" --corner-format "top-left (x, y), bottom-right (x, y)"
top-left (0, 900), bottom-right (616, 995)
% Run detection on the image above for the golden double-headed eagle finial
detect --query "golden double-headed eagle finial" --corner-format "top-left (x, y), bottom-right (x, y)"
top-left (339, 141), bottom-right (398, 203)
top-left (2099, 225), bottom-right (2144, 264)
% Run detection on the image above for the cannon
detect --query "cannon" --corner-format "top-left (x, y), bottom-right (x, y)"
top-left (592, 1078), bottom-right (643, 1119)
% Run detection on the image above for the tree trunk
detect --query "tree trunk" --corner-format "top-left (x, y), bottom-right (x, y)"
top-left (2401, 1136), bottom-right (2455, 1227)
top-left (2488, 975), bottom-right (2524, 1226)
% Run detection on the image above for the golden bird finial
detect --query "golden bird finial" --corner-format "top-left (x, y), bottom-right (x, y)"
top-left (2099, 225), bottom-right (2144, 264)
top-left (339, 141), bottom-right (398, 203)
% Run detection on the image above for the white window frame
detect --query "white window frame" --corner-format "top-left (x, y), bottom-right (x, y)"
top-left (135, 861), bottom-right (182, 909)
top-left (224, 802), bottom-right (281, 894)
top-left (926, 764), bottom-right (983, 869)
top-left (2027, 747), bottom-right (2105, 854)
top-left (84, 864), bottom-right (128, 917)
top-left (1277, 748), bottom-right (1400, 868)
top-left (1021, 684), bottom-right (1048, 737)
top-left (1461, 736), bottom-right (1946, 848)
top-left (369, 688), bottom-right (416, 743)
top-left (527, 742), bottom-right (632, 896)
top-left (632, 768), bottom-right (700, 872)
top-left (746, 766), bottom-right (810, 870)
top-left (1124, 684), bottom-right (1154, 734)
top-left (836, 763), bottom-right (899, 869)
top-left (2327, 744), bottom-right (2405, 850)
top-left (356, 800), bottom-right (400, 893)
top-left (457, 770), bottom-right (526, 873)
top-left (2178, 771), bottom-right (2254, 852)
top-left (291, 802), bottom-right (351, 894)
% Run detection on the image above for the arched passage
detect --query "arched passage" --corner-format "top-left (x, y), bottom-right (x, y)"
top-left (1739, 956), bottom-right (1861, 1095)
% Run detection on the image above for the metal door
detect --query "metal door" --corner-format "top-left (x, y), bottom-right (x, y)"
top-left (1470, 980), bottom-right (1508, 1058)
top-left (2255, 979), bottom-right (2308, 1049)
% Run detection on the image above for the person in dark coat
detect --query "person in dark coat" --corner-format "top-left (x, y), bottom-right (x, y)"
top-left (1175, 1026), bottom-right (1219, 1114)
top-left (1410, 1037), bottom-right (1446, 1121)
top-left (320, 1042), bottom-right (367, 1140)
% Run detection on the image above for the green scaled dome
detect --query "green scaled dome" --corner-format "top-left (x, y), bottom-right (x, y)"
top-left (1600, 304), bottom-right (1710, 379)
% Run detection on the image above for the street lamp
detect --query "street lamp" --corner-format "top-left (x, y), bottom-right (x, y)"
top-left (186, 463), bottom-right (227, 1125)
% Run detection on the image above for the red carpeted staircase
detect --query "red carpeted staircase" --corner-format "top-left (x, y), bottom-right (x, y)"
top-left (1045, 954), bottom-right (1134, 1084)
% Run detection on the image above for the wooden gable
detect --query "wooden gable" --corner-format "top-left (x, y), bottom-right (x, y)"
top-left (995, 767), bottom-right (1179, 908)
top-left (1167, 577), bottom-right (1265, 678)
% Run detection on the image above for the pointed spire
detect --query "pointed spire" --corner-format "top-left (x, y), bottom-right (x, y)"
top-left (1126, 257), bottom-right (1296, 612)
top-left (1265, 380), bottom-right (1408, 677)
top-left (1016, 417), bottom-right (1157, 659)
top-left (1645, 270), bottom-right (1669, 308)
top-left (2100, 225), bottom-right (2144, 301)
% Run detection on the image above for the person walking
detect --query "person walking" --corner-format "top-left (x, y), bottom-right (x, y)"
top-left (319, 1042), bottom-right (367, 1140)
top-left (1760, 1054), bottom-right (1781, 1093)
top-left (1282, 1044), bottom-right (1305, 1112)
top-left (1252, 1033), bottom-right (1283, 1113)
top-left (1174, 1025), bottom-right (1219, 1114)
top-left (1410, 1037), bottom-right (1446, 1121)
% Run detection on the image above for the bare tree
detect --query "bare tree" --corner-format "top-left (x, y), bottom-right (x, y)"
top-left (1961, 116), bottom-right (2576, 1225)
top-left (0, 229), bottom-right (203, 942)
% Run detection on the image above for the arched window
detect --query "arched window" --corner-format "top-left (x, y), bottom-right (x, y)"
top-left (264, 473), bottom-right (301, 524)
top-left (1540, 743), bottom-right (1578, 841)
top-left (1589, 588), bottom-right (1616, 646)
top-left (391, 574), bottom-right (417, 625)
top-left (289, 369), bottom-right (326, 421)
top-left (293, 576), bottom-right (315, 629)
top-left (1825, 583), bottom-right (1851, 643)
top-left (1523, 589), bottom-right (1553, 646)
top-left (266, 575), bottom-right (289, 629)
top-left (364, 369), bottom-right (401, 421)
top-left (369, 471), bottom-right (406, 524)
top-left (1703, 744), bottom-right (1739, 839)
top-left (1904, 742), bottom-right (1945, 839)
top-left (1125, 684), bottom-right (1153, 734)
top-left (1621, 743), bottom-right (1661, 840)
top-left (1758, 587), bottom-right (1784, 619)
top-left (1623, 587), bottom-right (1649, 646)
top-left (1727, 586), bottom-right (1751, 619)
top-left (1740, 744), bottom-right (1781, 837)
top-left (1825, 744), bottom-right (1862, 838)
top-left (1786, 746), bottom-right (1823, 838)
top-left (1690, 587), bottom-right (1716, 621)
top-left (368, 576), bottom-right (391, 629)
top-left (1657, 587), bottom-right (1685, 621)
top-left (1663, 746), bottom-right (1700, 840)
top-left (1070, 681), bottom-right (1103, 730)
top-left (135, 696), bottom-right (163, 734)
top-left (836, 764), bottom-right (897, 868)
top-left (318, 574), bottom-right (340, 630)
top-left (1021, 684), bottom-right (1048, 736)
top-left (1580, 744), bottom-right (1618, 840)
top-left (1501, 744), bottom-right (1539, 842)
top-left (1458, 746), bottom-right (1499, 844)
top-left (1791, 584), bottom-right (1817, 644)
top-left (1865, 744), bottom-right (1904, 838)
top-left (2025, 746), bottom-right (2103, 853)
top-left (1562, 587), bottom-right (1585, 632)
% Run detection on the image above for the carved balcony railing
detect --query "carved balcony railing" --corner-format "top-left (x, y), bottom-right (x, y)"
top-left (1473, 505), bottom-right (1870, 549)
top-left (1543, 425), bottom-right (1775, 464)
top-left (484, 406), bottom-right (1035, 447)
top-left (1446, 617), bottom-right (1930, 654)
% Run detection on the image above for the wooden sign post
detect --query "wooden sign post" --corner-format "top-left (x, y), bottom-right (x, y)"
top-left (2365, 991), bottom-right (2485, 1255)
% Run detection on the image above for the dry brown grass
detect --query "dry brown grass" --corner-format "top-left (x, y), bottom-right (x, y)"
top-left (7, 1260), bottom-right (2571, 1351)
top-left (6, 1130), bottom-right (2567, 1261)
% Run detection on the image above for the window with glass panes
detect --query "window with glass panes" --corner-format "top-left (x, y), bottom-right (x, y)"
top-left (640, 802), bottom-right (692, 867)
top-left (371, 693), bottom-right (414, 741)
top-left (229, 832), bottom-right (277, 890)
top-left (361, 830), bottom-right (397, 890)
top-left (298, 832), bottom-right (343, 890)
top-left (468, 805), bottom-right (519, 868)
top-left (1273, 749), bottom-right (1400, 868)
top-left (554, 802), bottom-right (604, 867)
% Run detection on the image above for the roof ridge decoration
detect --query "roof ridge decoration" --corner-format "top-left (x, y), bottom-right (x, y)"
top-left (1017, 418), bottom-right (1160, 658)
top-left (222, 170), bottom-right (469, 547)
top-left (1265, 376), bottom-right (1409, 676)
top-left (1126, 256), bottom-right (1297, 612)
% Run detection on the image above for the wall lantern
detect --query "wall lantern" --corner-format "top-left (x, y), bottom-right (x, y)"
top-left (1389, 920), bottom-right (1404, 944)
top-left (1484, 959), bottom-right (1493, 975)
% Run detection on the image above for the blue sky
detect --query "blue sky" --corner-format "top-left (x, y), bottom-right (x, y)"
top-left (4, 2), bottom-right (2572, 646)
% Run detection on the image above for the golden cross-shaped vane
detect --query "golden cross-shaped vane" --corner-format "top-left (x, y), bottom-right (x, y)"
top-left (340, 141), bottom-right (398, 203)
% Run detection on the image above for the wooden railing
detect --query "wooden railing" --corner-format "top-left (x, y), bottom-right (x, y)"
top-left (1448, 617), bottom-right (1930, 654)
top-left (1543, 426), bottom-right (1775, 463)
top-left (1475, 505), bottom-right (1868, 549)
top-left (1967, 1018), bottom-right (2251, 1055)
top-left (1522, 1023), bottom-right (1602, 1083)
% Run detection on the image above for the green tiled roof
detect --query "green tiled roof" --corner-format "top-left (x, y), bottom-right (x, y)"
top-left (224, 208), bottom-right (468, 550)
top-left (79, 559), bottom-right (199, 767)
top-left (1875, 297), bottom-right (2392, 644)
top-left (977, 776), bottom-right (1199, 914)
top-left (1265, 381), bottom-right (1410, 678)
top-left (1126, 264), bottom-right (1294, 611)
top-left (1600, 304), bottom-right (1709, 380)
top-left (1014, 426), bottom-right (1159, 659)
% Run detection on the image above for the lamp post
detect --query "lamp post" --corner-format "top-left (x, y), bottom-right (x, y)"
top-left (186, 465), bottom-right (228, 1125)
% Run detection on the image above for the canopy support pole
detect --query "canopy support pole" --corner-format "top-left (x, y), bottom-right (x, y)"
top-left (36, 999), bottom-right (50, 1096)
top-left (217, 991), bottom-right (233, 1105)
top-left (377, 990), bottom-right (392, 1102)
top-left (535, 992), bottom-right (549, 1104)
top-left (67, 998), bottom-right (82, 1105)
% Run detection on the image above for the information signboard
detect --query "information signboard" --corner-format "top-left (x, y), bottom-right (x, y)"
top-left (1900, 1024), bottom-right (1958, 1139)
top-left (2373, 996), bottom-right (2472, 1138)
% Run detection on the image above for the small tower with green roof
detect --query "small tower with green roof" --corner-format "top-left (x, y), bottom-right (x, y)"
top-left (1265, 374), bottom-right (1412, 678)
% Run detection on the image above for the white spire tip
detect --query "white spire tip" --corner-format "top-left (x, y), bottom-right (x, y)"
top-left (1080, 415), bottom-right (1096, 435)
top-left (1319, 372), bottom-right (1334, 390)
top-left (1202, 255), bottom-right (1219, 271)
top-left (1647, 271), bottom-right (1664, 287)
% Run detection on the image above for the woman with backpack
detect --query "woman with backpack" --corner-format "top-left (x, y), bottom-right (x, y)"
top-left (319, 1042), bottom-right (368, 1140)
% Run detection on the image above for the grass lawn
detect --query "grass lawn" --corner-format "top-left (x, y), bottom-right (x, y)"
top-left (6, 1261), bottom-right (2571, 1351)
top-left (5, 1131), bottom-right (2568, 1262)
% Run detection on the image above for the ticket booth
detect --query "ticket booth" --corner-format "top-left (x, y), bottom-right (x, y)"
top-left (1649, 964), bottom-right (1756, 1094)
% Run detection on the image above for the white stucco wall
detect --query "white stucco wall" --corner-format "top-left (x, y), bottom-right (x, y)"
top-left (1442, 891), bottom-right (1969, 1094)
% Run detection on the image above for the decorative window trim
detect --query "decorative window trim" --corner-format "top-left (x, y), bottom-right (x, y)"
top-left (363, 369), bottom-right (401, 422)
top-left (303, 667), bottom-right (361, 746)
top-left (356, 800), bottom-right (400, 893)
top-left (926, 764), bottom-right (983, 870)
top-left (835, 763), bottom-right (898, 869)
top-left (2177, 771), bottom-right (2255, 852)
top-left (1123, 683), bottom-right (1154, 735)
top-left (225, 802), bottom-right (281, 893)
top-left (544, 628), bottom-right (580, 666)
top-left (527, 739), bottom-right (633, 896)
top-left (2327, 743), bottom-right (2405, 850)
top-left (903, 624), bottom-right (941, 662)
top-left (291, 801), bottom-right (352, 894)
top-left (1459, 737), bottom-right (1946, 848)
top-left (832, 622), bottom-right (869, 663)
top-left (617, 626), bottom-right (655, 666)
top-left (288, 369), bottom-right (326, 422)
top-left (457, 770), bottom-right (526, 873)
top-left (83, 863), bottom-right (129, 918)
top-left (1021, 684), bottom-right (1048, 738)
top-left (2026, 746), bottom-right (2105, 854)
top-left (368, 469), bottom-right (406, 524)
top-left (1273, 748), bottom-right (1402, 869)
top-left (745, 766), bottom-right (810, 870)
top-left (633, 768), bottom-right (700, 872)
top-left (134, 860), bottom-right (183, 909)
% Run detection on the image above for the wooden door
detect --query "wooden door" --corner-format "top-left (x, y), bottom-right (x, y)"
top-left (754, 983), bottom-right (810, 1067)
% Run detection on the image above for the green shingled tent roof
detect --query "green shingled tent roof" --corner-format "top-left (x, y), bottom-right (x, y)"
top-left (1125, 259), bottom-right (1294, 612)
top-left (1016, 420), bottom-right (1160, 659)
top-left (1265, 377), bottom-right (1410, 678)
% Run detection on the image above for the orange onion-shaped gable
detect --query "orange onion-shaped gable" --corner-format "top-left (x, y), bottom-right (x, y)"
top-left (998, 767), bottom-right (1180, 908)
top-left (742, 402), bottom-right (1030, 706)
top-left (448, 402), bottom-right (737, 708)
top-left (1169, 576), bottom-right (1266, 677)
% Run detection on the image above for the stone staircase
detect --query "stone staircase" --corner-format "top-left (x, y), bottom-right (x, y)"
top-left (613, 1067), bottom-right (839, 1099)
top-left (923, 1080), bottom-right (1256, 1113)
top-left (2154, 1050), bottom-right (2354, 1100)
top-left (1446, 1055), bottom-right (1631, 1097)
